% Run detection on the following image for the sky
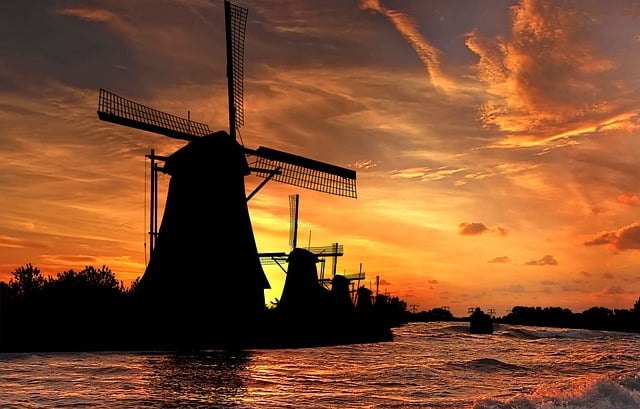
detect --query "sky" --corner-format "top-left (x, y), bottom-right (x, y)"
top-left (1, 0), bottom-right (640, 318)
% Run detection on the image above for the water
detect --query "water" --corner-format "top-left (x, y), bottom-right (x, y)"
top-left (1, 322), bottom-right (640, 408)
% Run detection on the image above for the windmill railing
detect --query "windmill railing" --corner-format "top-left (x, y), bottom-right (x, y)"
top-left (319, 272), bottom-right (365, 283)
top-left (258, 245), bottom-right (343, 265)
top-left (307, 244), bottom-right (344, 257)
top-left (258, 252), bottom-right (288, 265)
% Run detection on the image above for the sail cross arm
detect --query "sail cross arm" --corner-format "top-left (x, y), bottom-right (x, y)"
top-left (250, 146), bottom-right (357, 198)
top-left (97, 88), bottom-right (211, 142)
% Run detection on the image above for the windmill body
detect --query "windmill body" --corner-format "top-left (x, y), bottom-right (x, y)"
top-left (136, 131), bottom-right (269, 338)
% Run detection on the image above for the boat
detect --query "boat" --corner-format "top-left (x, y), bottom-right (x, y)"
top-left (469, 307), bottom-right (494, 334)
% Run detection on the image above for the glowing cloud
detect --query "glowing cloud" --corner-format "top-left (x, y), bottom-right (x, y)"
top-left (585, 223), bottom-right (640, 251)
top-left (618, 194), bottom-right (640, 206)
top-left (465, 0), bottom-right (640, 146)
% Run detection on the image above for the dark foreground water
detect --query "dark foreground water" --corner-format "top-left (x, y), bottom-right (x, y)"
top-left (1, 321), bottom-right (640, 408)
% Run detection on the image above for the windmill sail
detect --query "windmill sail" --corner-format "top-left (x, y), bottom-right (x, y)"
top-left (225, 0), bottom-right (248, 139)
top-left (251, 147), bottom-right (357, 198)
top-left (98, 88), bottom-right (357, 198)
top-left (97, 88), bottom-right (210, 141)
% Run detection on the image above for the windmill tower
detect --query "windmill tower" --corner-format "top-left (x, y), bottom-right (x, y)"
top-left (96, 1), bottom-right (357, 341)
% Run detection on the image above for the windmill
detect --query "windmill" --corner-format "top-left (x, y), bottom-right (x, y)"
top-left (96, 1), bottom-right (357, 339)
top-left (260, 193), bottom-right (371, 314)
top-left (258, 193), bottom-right (345, 276)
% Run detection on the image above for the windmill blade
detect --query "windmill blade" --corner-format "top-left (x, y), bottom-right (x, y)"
top-left (97, 88), bottom-right (211, 142)
top-left (248, 146), bottom-right (357, 198)
top-left (289, 194), bottom-right (299, 249)
top-left (225, 0), bottom-right (248, 138)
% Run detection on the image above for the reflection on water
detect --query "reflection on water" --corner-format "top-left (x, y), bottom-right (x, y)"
top-left (144, 350), bottom-right (252, 407)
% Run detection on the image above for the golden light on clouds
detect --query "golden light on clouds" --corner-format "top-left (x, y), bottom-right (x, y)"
top-left (462, 0), bottom-right (640, 150)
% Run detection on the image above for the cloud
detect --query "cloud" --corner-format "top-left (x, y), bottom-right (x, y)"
top-left (493, 226), bottom-right (508, 235)
top-left (618, 194), bottom-right (640, 206)
top-left (0, 236), bottom-right (48, 250)
top-left (525, 254), bottom-right (558, 266)
top-left (506, 284), bottom-right (525, 293)
top-left (465, 0), bottom-right (640, 147)
top-left (55, 7), bottom-right (118, 23)
top-left (603, 285), bottom-right (629, 295)
top-left (41, 254), bottom-right (100, 266)
top-left (353, 160), bottom-right (377, 170)
top-left (358, 0), bottom-right (455, 93)
top-left (459, 222), bottom-right (508, 236)
top-left (584, 222), bottom-right (640, 251)
top-left (488, 256), bottom-right (510, 263)
top-left (459, 222), bottom-right (488, 235)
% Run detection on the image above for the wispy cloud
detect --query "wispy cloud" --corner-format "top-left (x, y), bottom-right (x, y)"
top-left (0, 236), bottom-right (48, 250)
top-left (56, 7), bottom-right (119, 23)
top-left (359, 0), bottom-right (456, 93)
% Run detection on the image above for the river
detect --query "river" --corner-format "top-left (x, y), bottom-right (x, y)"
top-left (1, 321), bottom-right (639, 408)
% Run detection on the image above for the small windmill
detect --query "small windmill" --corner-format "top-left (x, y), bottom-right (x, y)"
top-left (259, 193), bottom-right (345, 281)
top-left (96, 1), bottom-right (357, 335)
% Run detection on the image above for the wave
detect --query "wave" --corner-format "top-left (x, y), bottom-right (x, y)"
top-left (448, 357), bottom-right (526, 372)
top-left (473, 373), bottom-right (640, 409)
top-left (436, 324), bottom-right (471, 334)
top-left (499, 326), bottom-right (614, 340)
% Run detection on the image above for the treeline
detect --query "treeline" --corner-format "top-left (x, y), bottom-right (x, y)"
top-left (497, 302), bottom-right (640, 333)
top-left (0, 263), bottom-right (139, 351)
top-left (405, 300), bottom-right (640, 334)
top-left (407, 307), bottom-right (454, 322)
top-left (0, 263), bottom-right (412, 351)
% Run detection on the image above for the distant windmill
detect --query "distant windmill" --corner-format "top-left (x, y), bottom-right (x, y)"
top-left (259, 193), bottom-right (345, 283)
top-left (96, 1), bottom-right (357, 337)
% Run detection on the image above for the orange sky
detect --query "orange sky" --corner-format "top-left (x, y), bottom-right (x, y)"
top-left (1, 0), bottom-right (640, 317)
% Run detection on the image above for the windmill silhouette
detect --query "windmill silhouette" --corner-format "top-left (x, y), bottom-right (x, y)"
top-left (96, 1), bottom-right (357, 343)
top-left (259, 193), bottom-right (345, 280)
top-left (260, 194), bottom-right (371, 319)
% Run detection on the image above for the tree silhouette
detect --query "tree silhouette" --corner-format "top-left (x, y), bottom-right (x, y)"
top-left (48, 265), bottom-right (124, 296)
top-left (8, 263), bottom-right (45, 299)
